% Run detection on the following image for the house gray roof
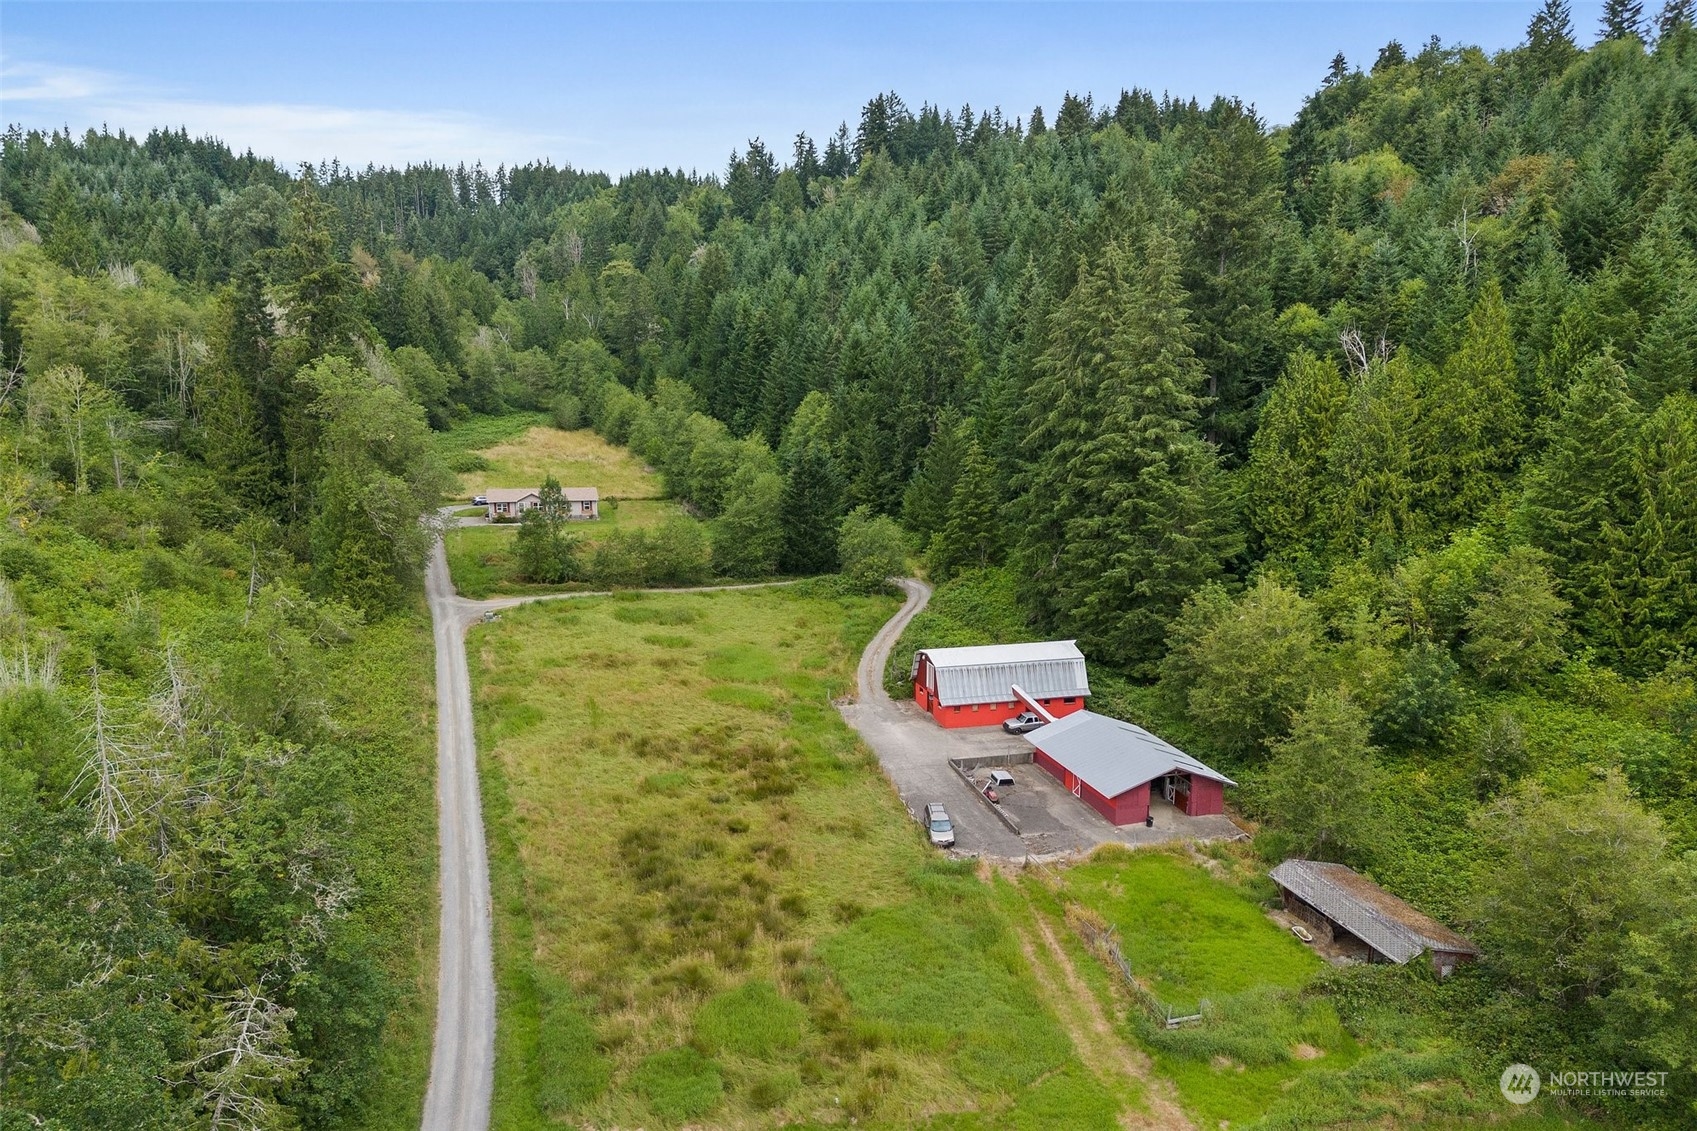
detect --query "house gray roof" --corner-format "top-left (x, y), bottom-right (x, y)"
top-left (1023, 710), bottom-right (1233, 798)
top-left (1269, 860), bottom-right (1479, 964)
top-left (486, 486), bottom-right (598, 503)
top-left (915, 640), bottom-right (1090, 707)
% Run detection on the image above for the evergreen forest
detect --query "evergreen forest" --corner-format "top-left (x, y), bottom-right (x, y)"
top-left (3, 2), bottom-right (1697, 1127)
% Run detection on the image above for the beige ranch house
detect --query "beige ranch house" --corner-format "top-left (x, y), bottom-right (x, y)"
top-left (485, 486), bottom-right (600, 520)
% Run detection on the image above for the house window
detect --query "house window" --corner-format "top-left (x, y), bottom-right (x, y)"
top-left (1063, 697), bottom-right (1077, 704)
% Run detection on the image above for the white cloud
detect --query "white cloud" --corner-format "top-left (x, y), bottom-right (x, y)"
top-left (116, 97), bottom-right (566, 169)
top-left (0, 59), bottom-right (114, 103)
top-left (1, 57), bottom-right (572, 170)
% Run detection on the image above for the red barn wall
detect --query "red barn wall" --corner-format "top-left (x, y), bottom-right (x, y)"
top-left (1187, 776), bottom-right (1225, 816)
top-left (1033, 748), bottom-right (1150, 825)
top-left (910, 655), bottom-right (1088, 728)
top-left (922, 693), bottom-right (1088, 729)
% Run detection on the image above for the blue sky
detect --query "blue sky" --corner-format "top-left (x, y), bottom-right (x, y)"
top-left (3, 2), bottom-right (1603, 178)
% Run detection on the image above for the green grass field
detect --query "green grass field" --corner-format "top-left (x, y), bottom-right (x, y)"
top-left (469, 585), bottom-right (1131, 1129)
top-left (1061, 846), bottom-right (1321, 1012)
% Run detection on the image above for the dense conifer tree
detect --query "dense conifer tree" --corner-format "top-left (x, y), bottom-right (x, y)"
top-left (1520, 353), bottom-right (1641, 655)
top-left (1601, 0), bottom-right (1648, 40)
top-left (1018, 231), bottom-right (1234, 670)
top-left (1419, 280), bottom-right (1523, 529)
top-left (1619, 393), bottom-right (1697, 669)
top-left (1247, 349), bottom-right (1349, 558)
top-left (926, 438), bottom-right (1001, 580)
top-left (1326, 355), bottom-right (1423, 561)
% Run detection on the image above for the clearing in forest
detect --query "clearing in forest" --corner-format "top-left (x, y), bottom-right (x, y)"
top-left (460, 422), bottom-right (664, 499)
top-left (469, 585), bottom-right (1135, 1130)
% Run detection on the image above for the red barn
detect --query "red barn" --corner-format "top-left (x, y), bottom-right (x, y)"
top-left (1023, 710), bottom-right (1234, 825)
top-left (911, 641), bottom-right (1090, 728)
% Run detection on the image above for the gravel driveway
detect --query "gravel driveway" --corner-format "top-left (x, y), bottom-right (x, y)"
top-left (838, 579), bottom-right (1031, 858)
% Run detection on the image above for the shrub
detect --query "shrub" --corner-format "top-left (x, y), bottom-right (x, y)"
top-left (549, 392), bottom-right (583, 431)
top-left (837, 506), bottom-right (907, 593)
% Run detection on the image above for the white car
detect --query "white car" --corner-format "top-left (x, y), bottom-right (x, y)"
top-left (923, 802), bottom-right (955, 848)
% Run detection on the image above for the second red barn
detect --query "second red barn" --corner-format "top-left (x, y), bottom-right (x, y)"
top-left (910, 640), bottom-right (1090, 728)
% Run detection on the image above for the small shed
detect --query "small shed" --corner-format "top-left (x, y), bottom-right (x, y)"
top-left (1269, 860), bottom-right (1480, 977)
top-left (1023, 710), bottom-right (1233, 824)
top-left (910, 640), bottom-right (1090, 728)
top-left (486, 486), bottom-right (600, 521)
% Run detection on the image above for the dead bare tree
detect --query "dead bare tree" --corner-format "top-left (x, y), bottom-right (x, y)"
top-left (0, 344), bottom-right (23, 415)
top-left (1338, 328), bottom-right (1393, 379)
top-left (190, 988), bottom-right (303, 1131)
top-left (160, 329), bottom-right (208, 417)
top-left (1452, 207), bottom-right (1479, 279)
top-left (67, 665), bottom-right (154, 842)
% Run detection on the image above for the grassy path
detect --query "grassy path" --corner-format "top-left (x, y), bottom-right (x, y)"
top-left (1024, 913), bottom-right (1194, 1131)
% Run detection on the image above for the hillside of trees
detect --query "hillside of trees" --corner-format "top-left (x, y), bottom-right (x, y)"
top-left (3, 0), bottom-right (1697, 1126)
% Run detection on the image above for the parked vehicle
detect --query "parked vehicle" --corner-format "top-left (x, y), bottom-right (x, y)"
top-left (472, 494), bottom-right (488, 506)
top-left (981, 781), bottom-right (1000, 804)
top-left (923, 802), bottom-right (955, 848)
top-left (1002, 712), bottom-right (1046, 734)
top-left (987, 769), bottom-right (1016, 789)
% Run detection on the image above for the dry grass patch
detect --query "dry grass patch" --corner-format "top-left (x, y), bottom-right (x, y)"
top-left (468, 425), bottom-right (663, 498)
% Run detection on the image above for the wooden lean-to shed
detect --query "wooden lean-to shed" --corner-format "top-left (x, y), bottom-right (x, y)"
top-left (1269, 860), bottom-right (1480, 977)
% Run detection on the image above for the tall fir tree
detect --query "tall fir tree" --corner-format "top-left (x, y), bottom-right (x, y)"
top-left (1520, 353), bottom-right (1642, 656)
top-left (901, 413), bottom-right (968, 540)
top-left (1183, 98), bottom-right (1283, 449)
top-left (1246, 349), bottom-right (1349, 559)
top-left (926, 438), bottom-right (1001, 580)
top-left (1658, 0), bottom-right (1695, 40)
top-left (1326, 354), bottom-right (1424, 562)
top-left (1618, 393), bottom-right (1697, 670)
top-left (778, 441), bottom-right (845, 575)
top-left (1419, 279), bottom-right (1523, 529)
top-left (1527, 0), bottom-right (1580, 74)
top-left (1600, 0), bottom-right (1648, 40)
top-left (1631, 286), bottom-right (1696, 406)
top-left (1019, 231), bottom-right (1236, 671)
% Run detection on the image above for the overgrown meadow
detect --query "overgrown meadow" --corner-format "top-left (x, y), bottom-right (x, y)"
top-left (469, 585), bottom-right (1139, 1129)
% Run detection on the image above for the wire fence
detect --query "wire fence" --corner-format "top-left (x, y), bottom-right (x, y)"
top-left (1067, 903), bottom-right (1205, 1029)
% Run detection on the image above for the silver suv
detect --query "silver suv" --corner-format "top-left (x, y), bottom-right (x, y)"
top-left (923, 802), bottom-right (955, 848)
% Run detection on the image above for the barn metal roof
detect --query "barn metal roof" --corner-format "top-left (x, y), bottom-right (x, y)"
top-left (916, 640), bottom-right (1090, 707)
top-left (1023, 710), bottom-right (1233, 798)
top-left (1269, 860), bottom-right (1479, 964)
